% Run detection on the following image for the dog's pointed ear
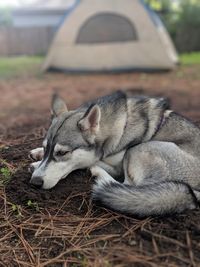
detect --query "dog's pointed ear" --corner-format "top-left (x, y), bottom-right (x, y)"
top-left (155, 97), bottom-right (170, 110)
top-left (51, 94), bottom-right (68, 117)
top-left (78, 104), bottom-right (101, 134)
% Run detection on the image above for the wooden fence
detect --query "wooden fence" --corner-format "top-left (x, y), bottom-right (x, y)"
top-left (0, 26), bottom-right (55, 56)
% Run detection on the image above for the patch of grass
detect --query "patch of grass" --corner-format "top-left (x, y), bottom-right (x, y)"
top-left (27, 200), bottom-right (39, 211)
top-left (180, 52), bottom-right (200, 65)
top-left (0, 158), bottom-right (16, 186)
top-left (0, 56), bottom-right (44, 78)
top-left (0, 166), bottom-right (12, 185)
top-left (11, 203), bottom-right (23, 217)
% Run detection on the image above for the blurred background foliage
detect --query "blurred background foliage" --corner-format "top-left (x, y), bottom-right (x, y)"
top-left (145, 0), bottom-right (200, 52)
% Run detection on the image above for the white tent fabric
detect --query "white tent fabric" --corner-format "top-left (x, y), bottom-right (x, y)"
top-left (43, 0), bottom-right (179, 72)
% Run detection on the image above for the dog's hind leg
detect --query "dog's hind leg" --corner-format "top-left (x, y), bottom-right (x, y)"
top-left (90, 166), bottom-right (119, 185)
top-left (95, 161), bottom-right (122, 180)
top-left (91, 143), bottom-right (200, 216)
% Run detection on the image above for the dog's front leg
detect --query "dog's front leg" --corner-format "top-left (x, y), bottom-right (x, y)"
top-left (28, 147), bottom-right (44, 174)
top-left (29, 147), bottom-right (44, 161)
top-left (28, 161), bottom-right (42, 173)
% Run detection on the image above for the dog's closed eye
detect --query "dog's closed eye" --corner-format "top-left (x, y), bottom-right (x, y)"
top-left (55, 150), bottom-right (70, 157)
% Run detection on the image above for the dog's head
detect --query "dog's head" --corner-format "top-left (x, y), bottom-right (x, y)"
top-left (30, 94), bottom-right (101, 189)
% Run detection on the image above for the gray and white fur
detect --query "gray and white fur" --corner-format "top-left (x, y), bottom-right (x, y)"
top-left (29, 91), bottom-right (200, 217)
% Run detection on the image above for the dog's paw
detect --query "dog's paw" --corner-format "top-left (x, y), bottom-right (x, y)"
top-left (90, 166), bottom-right (105, 178)
top-left (29, 147), bottom-right (44, 161)
top-left (28, 161), bottom-right (41, 173)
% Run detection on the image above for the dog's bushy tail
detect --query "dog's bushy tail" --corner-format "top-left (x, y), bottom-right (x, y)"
top-left (92, 179), bottom-right (199, 217)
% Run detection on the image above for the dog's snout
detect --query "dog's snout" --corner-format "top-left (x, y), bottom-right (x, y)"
top-left (30, 176), bottom-right (44, 188)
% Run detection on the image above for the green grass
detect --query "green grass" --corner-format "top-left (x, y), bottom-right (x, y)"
top-left (0, 166), bottom-right (12, 186)
top-left (0, 56), bottom-right (44, 78)
top-left (0, 53), bottom-right (200, 79)
top-left (180, 52), bottom-right (200, 65)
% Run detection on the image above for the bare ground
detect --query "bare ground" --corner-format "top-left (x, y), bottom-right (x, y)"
top-left (1, 65), bottom-right (200, 266)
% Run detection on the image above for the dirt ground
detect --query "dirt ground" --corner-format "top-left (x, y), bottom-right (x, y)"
top-left (1, 65), bottom-right (200, 266)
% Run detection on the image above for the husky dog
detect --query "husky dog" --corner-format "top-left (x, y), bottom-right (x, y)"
top-left (29, 91), bottom-right (200, 217)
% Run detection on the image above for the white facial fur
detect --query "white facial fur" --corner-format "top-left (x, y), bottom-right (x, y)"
top-left (42, 139), bottom-right (47, 148)
top-left (31, 147), bottom-right (98, 189)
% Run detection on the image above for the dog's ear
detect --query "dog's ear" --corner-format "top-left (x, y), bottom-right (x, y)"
top-left (155, 97), bottom-right (171, 110)
top-left (78, 104), bottom-right (101, 135)
top-left (51, 94), bottom-right (68, 117)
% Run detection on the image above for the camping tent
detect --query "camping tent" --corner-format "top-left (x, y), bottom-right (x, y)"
top-left (43, 0), bottom-right (179, 72)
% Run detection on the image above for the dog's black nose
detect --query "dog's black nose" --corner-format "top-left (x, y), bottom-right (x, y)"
top-left (30, 176), bottom-right (44, 188)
